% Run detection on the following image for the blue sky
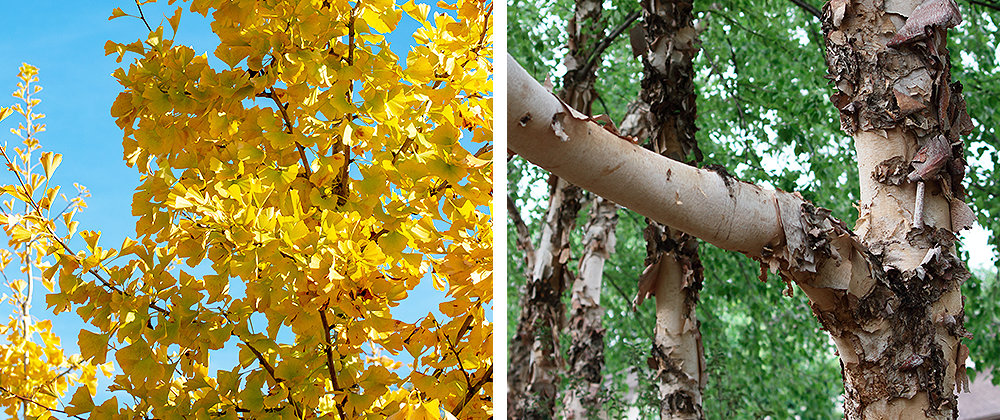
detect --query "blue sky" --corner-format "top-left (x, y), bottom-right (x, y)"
top-left (0, 0), bottom-right (491, 413)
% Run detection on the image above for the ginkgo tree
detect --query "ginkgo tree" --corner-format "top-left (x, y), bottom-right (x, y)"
top-left (0, 0), bottom-right (492, 419)
top-left (0, 64), bottom-right (107, 420)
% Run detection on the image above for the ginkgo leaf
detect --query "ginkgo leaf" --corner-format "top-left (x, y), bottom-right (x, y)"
top-left (167, 7), bottom-right (181, 36)
top-left (40, 151), bottom-right (61, 180)
top-left (78, 330), bottom-right (111, 364)
top-left (109, 7), bottom-right (128, 20)
top-left (64, 386), bottom-right (95, 416)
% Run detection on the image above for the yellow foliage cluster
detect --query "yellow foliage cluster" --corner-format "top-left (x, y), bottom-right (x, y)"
top-left (1, 0), bottom-right (492, 418)
top-left (0, 64), bottom-right (106, 420)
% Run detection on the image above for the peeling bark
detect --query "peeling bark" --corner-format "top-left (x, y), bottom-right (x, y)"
top-left (509, 33), bottom-right (973, 415)
top-left (508, 176), bottom-right (583, 420)
top-left (561, 195), bottom-right (617, 419)
top-left (821, 0), bottom-right (973, 418)
top-left (634, 2), bottom-right (707, 418)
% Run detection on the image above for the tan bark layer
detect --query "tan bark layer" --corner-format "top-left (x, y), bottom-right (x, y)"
top-left (508, 176), bottom-right (582, 420)
top-left (822, 0), bottom-right (973, 418)
top-left (635, 2), bottom-right (706, 417)
top-left (561, 195), bottom-right (616, 419)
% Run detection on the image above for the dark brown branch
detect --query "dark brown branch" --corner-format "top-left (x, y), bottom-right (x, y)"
top-left (968, 0), bottom-right (1000, 12)
top-left (451, 362), bottom-right (493, 416)
top-left (580, 9), bottom-right (642, 78)
top-left (348, 4), bottom-right (357, 65)
top-left (134, 0), bottom-right (153, 32)
top-left (319, 307), bottom-right (348, 420)
top-left (507, 194), bottom-right (536, 259)
top-left (261, 90), bottom-right (313, 180)
top-left (789, 0), bottom-right (821, 19)
top-left (0, 385), bottom-right (86, 420)
top-left (243, 339), bottom-right (304, 418)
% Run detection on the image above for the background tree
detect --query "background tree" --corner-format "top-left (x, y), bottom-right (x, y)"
top-left (1, 0), bottom-right (493, 418)
top-left (508, 0), bottom-right (1000, 417)
top-left (0, 64), bottom-right (105, 420)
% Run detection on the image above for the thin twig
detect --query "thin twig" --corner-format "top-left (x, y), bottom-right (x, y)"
top-left (319, 306), bottom-right (348, 420)
top-left (134, 0), bottom-right (153, 32)
top-left (243, 339), bottom-right (304, 418)
top-left (0, 147), bottom-right (169, 315)
top-left (452, 362), bottom-right (493, 416)
top-left (968, 0), bottom-right (1000, 12)
top-left (507, 194), bottom-right (536, 259)
top-left (262, 90), bottom-right (313, 178)
top-left (0, 385), bottom-right (87, 420)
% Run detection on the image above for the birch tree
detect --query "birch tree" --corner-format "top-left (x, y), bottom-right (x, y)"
top-left (509, 0), bottom-right (987, 416)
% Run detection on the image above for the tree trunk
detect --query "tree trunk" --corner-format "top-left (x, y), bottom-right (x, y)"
top-left (561, 195), bottom-right (616, 419)
top-left (508, 176), bottom-right (582, 420)
top-left (508, 0), bottom-right (977, 404)
top-left (633, 1), bottom-right (706, 418)
top-left (821, 0), bottom-right (974, 418)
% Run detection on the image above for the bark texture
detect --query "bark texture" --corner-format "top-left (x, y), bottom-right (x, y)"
top-left (821, 0), bottom-right (973, 418)
top-left (561, 195), bottom-right (616, 419)
top-left (634, 1), bottom-right (706, 418)
top-left (555, 0), bottom-right (609, 415)
top-left (509, 47), bottom-right (969, 419)
top-left (508, 176), bottom-right (583, 420)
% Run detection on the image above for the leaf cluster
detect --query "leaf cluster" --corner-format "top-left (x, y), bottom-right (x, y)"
top-left (2, 1), bottom-right (494, 418)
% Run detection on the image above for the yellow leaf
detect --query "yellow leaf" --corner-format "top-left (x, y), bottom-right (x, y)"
top-left (40, 151), bottom-right (61, 180)
top-left (64, 386), bottom-right (95, 416)
top-left (378, 230), bottom-right (408, 256)
top-left (167, 7), bottom-right (182, 36)
top-left (401, 0), bottom-right (430, 22)
top-left (78, 329), bottom-right (111, 364)
top-left (0, 106), bottom-right (12, 122)
top-left (109, 7), bottom-right (127, 20)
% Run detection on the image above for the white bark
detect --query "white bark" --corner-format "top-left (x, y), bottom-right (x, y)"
top-left (508, 55), bottom-right (784, 257)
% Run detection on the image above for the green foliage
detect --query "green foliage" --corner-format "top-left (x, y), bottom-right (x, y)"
top-left (506, 0), bottom-right (1000, 418)
top-left (506, 0), bottom-right (641, 122)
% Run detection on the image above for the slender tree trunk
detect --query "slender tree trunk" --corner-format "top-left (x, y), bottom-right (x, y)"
top-left (557, 0), bottom-right (611, 414)
top-left (821, 0), bottom-right (974, 418)
top-left (508, 175), bottom-right (582, 420)
top-left (561, 195), bottom-right (616, 419)
top-left (633, 2), bottom-right (707, 417)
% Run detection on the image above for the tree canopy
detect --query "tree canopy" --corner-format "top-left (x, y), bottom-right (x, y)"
top-left (1, 0), bottom-right (493, 418)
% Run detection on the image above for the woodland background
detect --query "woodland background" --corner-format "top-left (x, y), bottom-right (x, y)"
top-left (507, 0), bottom-right (1000, 418)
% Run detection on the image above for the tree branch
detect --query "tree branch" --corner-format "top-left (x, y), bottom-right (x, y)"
top-left (789, 0), bottom-right (821, 19)
top-left (0, 385), bottom-right (86, 420)
top-left (451, 362), bottom-right (493, 416)
top-left (261, 89), bottom-right (313, 179)
top-left (319, 307), bottom-right (348, 420)
top-left (580, 9), bottom-right (642, 78)
top-left (507, 194), bottom-right (536, 259)
top-left (243, 339), bottom-right (304, 418)
top-left (134, 0), bottom-right (153, 32)
top-left (508, 55), bottom-right (784, 255)
top-left (968, 0), bottom-right (1000, 12)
